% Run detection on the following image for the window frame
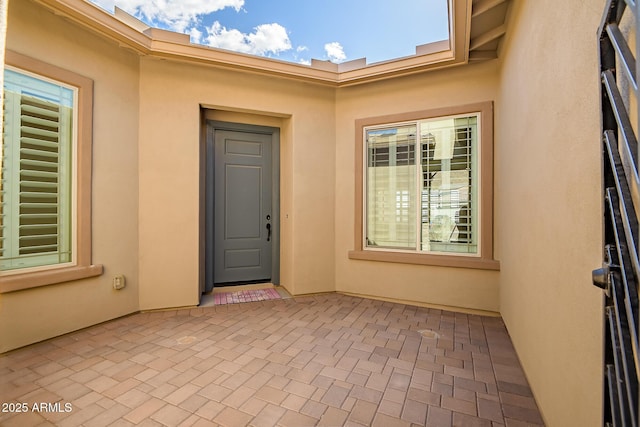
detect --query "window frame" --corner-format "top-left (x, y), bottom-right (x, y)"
top-left (349, 101), bottom-right (499, 270)
top-left (0, 51), bottom-right (103, 293)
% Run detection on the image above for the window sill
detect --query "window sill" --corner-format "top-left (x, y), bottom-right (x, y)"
top-left (348, 250), bottom-right (500, 270)
top-left (0, 264), bottom-right (104, 293)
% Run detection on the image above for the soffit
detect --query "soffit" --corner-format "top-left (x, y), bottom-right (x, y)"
top-left (32, 0), bottom-right (510, 87)
top-left (469, 0), bottom-right (511, 61)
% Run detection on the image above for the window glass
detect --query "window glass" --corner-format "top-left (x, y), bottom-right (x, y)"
top-left (420, 115), bottom-right (478, 254)
top-left (366, 125), bottom-right (417, 249)
top-left (365, 114), bottom-right (479, 255)
top-left (1, 68), bottom-right (75, 271)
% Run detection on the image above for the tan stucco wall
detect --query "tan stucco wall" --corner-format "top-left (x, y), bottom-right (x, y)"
top-left (0, 0), bottom-right (140, 352)
top-left (137, 58), bottom-right (336, 309)
top-left (335, 62), bottom-right (501, 313)
top-left (496, 1), bottom-right (604, 425)
top-left (1, 7), bottom-right (611, 425)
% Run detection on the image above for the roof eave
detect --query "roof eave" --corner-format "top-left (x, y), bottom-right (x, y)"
top-left (32, 0), bottom-right (474, 87)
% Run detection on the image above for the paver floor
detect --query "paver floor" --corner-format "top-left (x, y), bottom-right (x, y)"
top-left (0, 293), bottom-right (544, 426)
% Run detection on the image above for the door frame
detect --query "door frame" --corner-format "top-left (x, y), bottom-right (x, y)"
top-left (204, 120), bottom-right (280, 292)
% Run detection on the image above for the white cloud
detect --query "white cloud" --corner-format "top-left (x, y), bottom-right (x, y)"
top-left (324, 42), bottom-right (346, 63)
top-left (92, 0), bottom-right (245, 33)
top-left (188, 27), bottom-right (203, 44)
top-left (90, 0), bottom-right (295, 59)
top-left (205, 21), bottom-right (292, 56)
top-left (247, 23), bottom-right (292, 55)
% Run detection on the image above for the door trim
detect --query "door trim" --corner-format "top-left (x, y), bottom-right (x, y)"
top-left (205, 121), bottom-right (280, 292)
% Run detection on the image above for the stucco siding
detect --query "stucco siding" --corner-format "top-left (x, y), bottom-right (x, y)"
top-left (334, 61), bottom-right (501, 313)
top-left (0, 0), bottom-right (140, 353)
top-left (496, 1), bottom-right (604, 425)
top-left (137, 58), bottom-right (337, 309)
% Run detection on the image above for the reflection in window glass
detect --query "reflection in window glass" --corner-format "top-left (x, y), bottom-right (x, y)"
top-left (366, 125), bottom-right (417, 249)
top-left (365, 114), bottom-right (479, 255)
top-left (420, 116), bottom-right (477, 254)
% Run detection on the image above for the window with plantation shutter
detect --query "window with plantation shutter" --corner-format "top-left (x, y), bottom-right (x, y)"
top-left (350, 102), bottom-right (498, 270)
top-left (0, 51), bottom-right (102, 293)
top-left (2, 70), bottom-right (73, 271)
top-left (364, 114), bottom-right (479, 255)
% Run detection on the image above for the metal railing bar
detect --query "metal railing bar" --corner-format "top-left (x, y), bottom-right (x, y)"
top-left (608, 362), bottom-right (624, 427)
top-left (607, 187), bottom-right (640, 377)
top-left (608, 239), bottom-right (638, 417)
top-left (600, 0), bottom-right (618, 38)
top-left (607, 186), bottom-right (640, 387)
top-left (608, 304), bottom-right (632, 427)
top-left (605, 131), bottom-right (640, 289)
top-left (602, 76), bottom-right (640, 224)
top-left (606, 23), bottom-right (638, 91)
top-left (624, 0), bottom-right (637, 12)
top-left (600, 0), bottom-right (629, 36)
top-left (606, 244), bottom-right (618, 297)
top-left (611, 267), bottom-right (639, 427)
top-left (602, 71), bottom-right (638, 156)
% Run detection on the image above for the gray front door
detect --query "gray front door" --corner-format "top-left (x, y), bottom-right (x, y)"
top-left (214, 129), bottom-right (272, 284)
top-left (205, 124), bottom-right (280, 288)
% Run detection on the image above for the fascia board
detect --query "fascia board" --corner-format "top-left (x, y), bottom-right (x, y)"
top-left (31, 0), bottom-right (472, 87)
top-left (454, 0), bottom-right (473, 64)
top-left (34, 0), bottom-right (152, 55)
top-left (335, 48), bottom-right (456, 87)
top-left (148, 41), bottom-right (340, 85)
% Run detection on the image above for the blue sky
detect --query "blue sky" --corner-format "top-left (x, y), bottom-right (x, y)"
top-left (89, 0), bottom-right (449, 65)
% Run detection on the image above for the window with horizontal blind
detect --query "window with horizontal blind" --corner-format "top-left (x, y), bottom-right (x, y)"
top-left (2, 68), bottom-right (74, 271)
top-left (365, 114), bottom-right (478, 254)
top-left (0, 51), bottom-right (103, 293)
top-left (350, 102), bottom-right (498, 270)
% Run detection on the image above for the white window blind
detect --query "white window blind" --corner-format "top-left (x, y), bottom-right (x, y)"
top-left (1, 69), bottom-right (74, 271)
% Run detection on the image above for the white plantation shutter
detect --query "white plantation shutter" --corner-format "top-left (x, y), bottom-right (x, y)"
top-left (2, 69), bottom-right (73, 271)
top-left (365, 114), bottom-right (479, 255)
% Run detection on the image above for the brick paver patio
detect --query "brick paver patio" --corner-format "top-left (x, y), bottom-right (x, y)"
top-left (0, 293), bottom-right (544, 426)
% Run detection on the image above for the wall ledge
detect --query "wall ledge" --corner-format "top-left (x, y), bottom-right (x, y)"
top-left (348, 250), bottom-right (500, 270)
top-left (0, 265), bottom-right (104, 293)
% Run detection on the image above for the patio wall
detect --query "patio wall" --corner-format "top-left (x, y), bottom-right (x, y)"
top-left (0, 0), bottom-right (140, 352)
top-left (137, 54), bottom-right (504, 313)
top-left (496, 0), bottom-right (604, 425)
top-left (0, 4), bottom-right (611, 426)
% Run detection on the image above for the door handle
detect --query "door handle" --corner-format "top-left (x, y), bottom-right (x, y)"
top-left (592, 265), bottom-right (609, 290)
top-left (266, 223), bottom-right (271, 242)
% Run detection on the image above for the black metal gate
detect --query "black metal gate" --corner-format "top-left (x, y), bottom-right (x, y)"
top-left (595, 0), bottom-right (640, 425)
